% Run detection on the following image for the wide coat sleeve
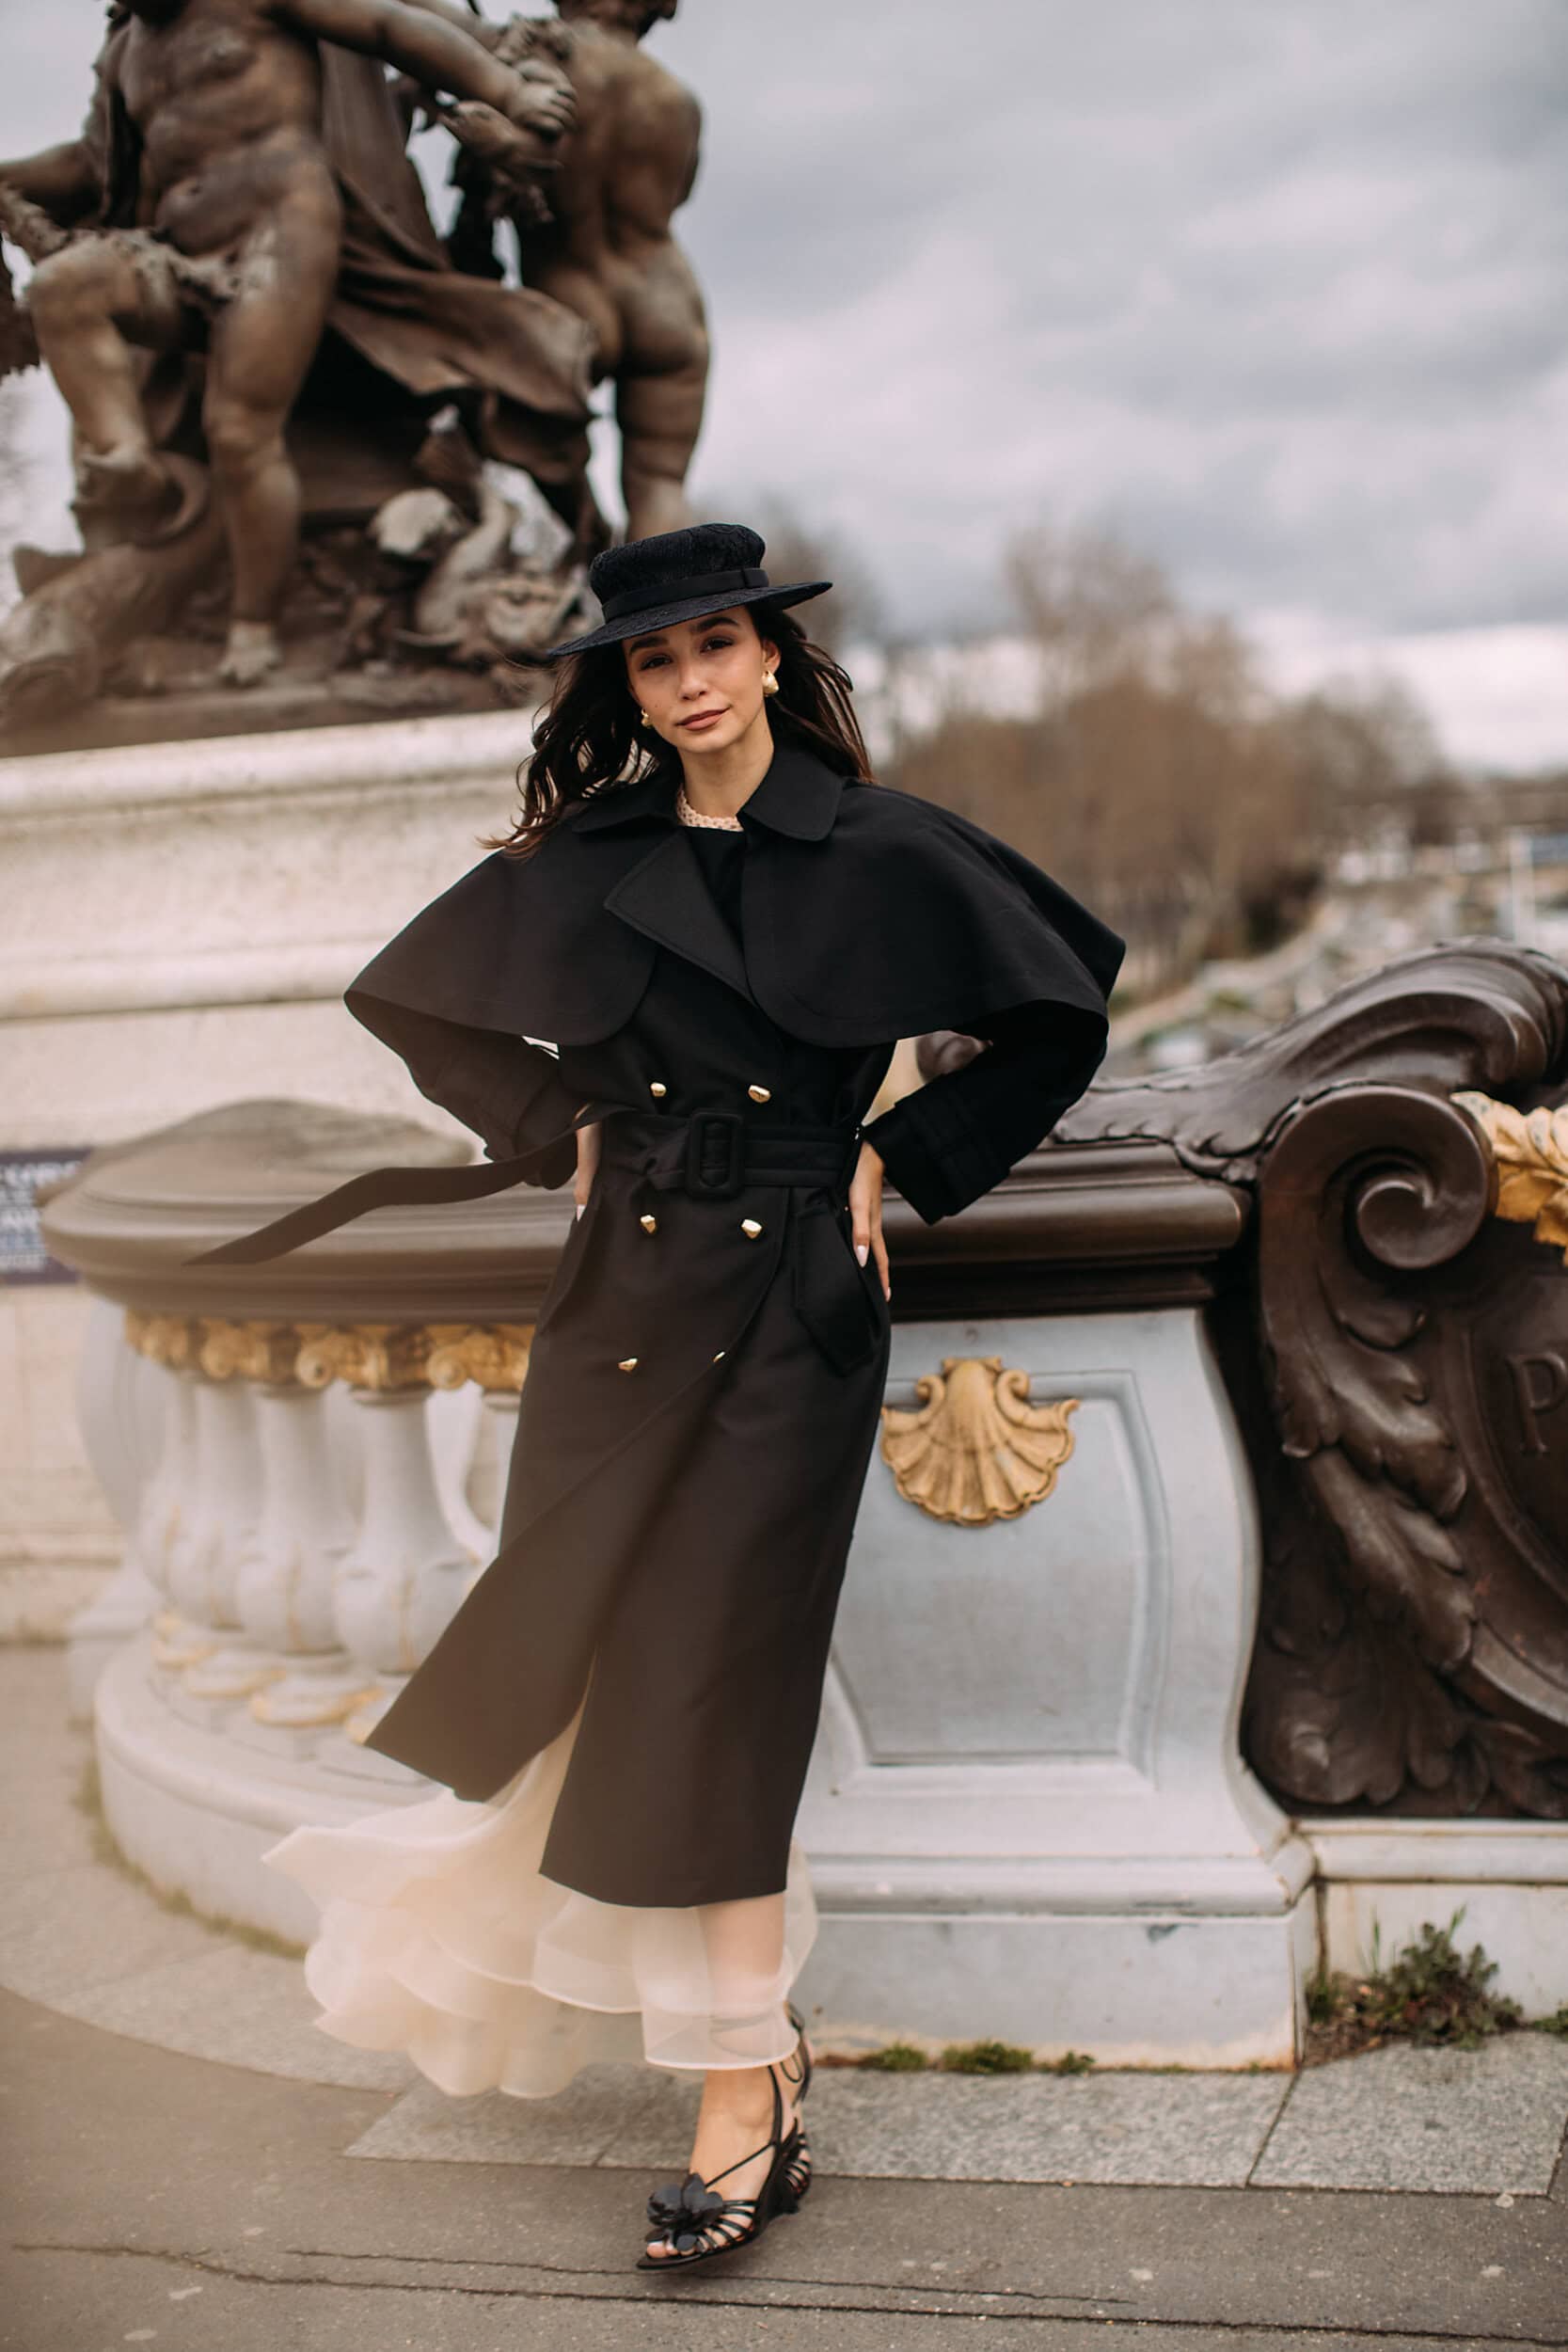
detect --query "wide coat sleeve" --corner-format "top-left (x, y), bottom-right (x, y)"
top-left (345, 992), bottom-right (583, 1189)
top-left (735, 771), bottom-right (1123, 1224)
top-left (860, 1001), bottom-right (1108, 1225)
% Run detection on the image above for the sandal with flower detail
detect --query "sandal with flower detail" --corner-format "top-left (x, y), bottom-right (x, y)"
top-left (636, 2032), bottom-right (808, 2272)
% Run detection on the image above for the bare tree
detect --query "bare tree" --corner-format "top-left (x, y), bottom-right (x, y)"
top-left (1006, 518), bottom-right (1175, 704)
top-left (887, 518), bottom-right (1449, 998)
top-left (1282, 674), bottom-right (1445, 805)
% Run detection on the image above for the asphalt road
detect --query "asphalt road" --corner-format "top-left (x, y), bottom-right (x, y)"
top-left (6, 1985), bottom-right (1565, 2352)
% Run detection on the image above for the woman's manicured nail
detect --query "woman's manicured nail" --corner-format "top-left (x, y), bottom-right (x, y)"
top-left (575, 1201), bottom-right (585, 1220)
top-left (854, 1242), bottom-right (868, 1265)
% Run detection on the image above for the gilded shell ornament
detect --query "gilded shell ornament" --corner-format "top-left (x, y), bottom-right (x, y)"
top-left (879, 1357), bottom-right (1080, 1526)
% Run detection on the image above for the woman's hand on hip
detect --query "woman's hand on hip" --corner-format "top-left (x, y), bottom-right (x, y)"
top-left (849, 1137), bottom-right (891, 1301)
top-left (574, 1119), bottom-right (601, 1216)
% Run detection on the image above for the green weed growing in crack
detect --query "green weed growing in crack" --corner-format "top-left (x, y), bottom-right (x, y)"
top-left (844, 2041), bottom-right (1101, 2075)
top-left (857, 2042), bottom-right (931, 2071)
top-left (1305, 1909), bottom-right (1522, 2063)
top-left (940, 2039), bottom-right (1036, 2074)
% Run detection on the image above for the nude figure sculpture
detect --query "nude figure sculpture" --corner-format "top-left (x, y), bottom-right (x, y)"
top-left (0, 0), bottom-right (578, 685)
top-left (408, 0), bottom-right (707, 545)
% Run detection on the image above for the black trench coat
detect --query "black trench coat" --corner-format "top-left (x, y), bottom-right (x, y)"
top-left (201, 739), bottom-right (1124, 1907)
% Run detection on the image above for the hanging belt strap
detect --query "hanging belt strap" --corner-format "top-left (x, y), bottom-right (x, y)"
top-left (186, 1104), bottom-right (861, 1267)
top-left (601, 1109), bottom-right (861, 1202)
top-left (185, 1151), bottom-right (552, 1267)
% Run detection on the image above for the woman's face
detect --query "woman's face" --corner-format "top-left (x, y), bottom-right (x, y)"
top-left (622, 608), bottom-right (778, 757)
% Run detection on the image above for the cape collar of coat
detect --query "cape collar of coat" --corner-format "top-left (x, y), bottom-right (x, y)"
top-left (344, 737), bottom-right (1122, 1055)
top-left (555, 739), bottom-right (847, 1014)
top-left (568, 738), bottom-right (845, 842)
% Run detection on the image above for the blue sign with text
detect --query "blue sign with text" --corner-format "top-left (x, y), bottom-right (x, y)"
top-left (0, 1151), bottom-right (90, 1284)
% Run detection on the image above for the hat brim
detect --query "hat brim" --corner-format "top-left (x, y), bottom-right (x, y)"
top-left (544, 578), bottom-right (832, 661)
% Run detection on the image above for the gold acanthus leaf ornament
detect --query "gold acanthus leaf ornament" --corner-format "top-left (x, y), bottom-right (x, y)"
top-left (424, 1323), bottom-right (535, 1392)
top-left (122, 1312), bottom-right (538, 1392)
top-left (293, 1321), bottom-right (435, 1391)
top-left (1454, 1090), bottom-right (1568, 1263)
top-left (124, 1311), bottom-right (198, 1371)
top-left (195, 1317), bottom-right (299, 1384)
top-left (879, 1357), bottom-right (1080, 1526)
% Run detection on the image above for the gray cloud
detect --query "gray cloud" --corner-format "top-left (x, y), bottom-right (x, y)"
top-left (659, 0), bottom-right (1568, 636)
top-left (2, 0), bottom-right (1563, 642)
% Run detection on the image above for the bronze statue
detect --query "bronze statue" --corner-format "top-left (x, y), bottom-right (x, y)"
top-left (0, 0), bottom-right (581, 686)
top-left (408, 0), bottom-right (707, 544)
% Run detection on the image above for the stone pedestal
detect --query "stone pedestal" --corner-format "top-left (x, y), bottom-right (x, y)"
top-left (0, 709), bottom-right (537, 1638)
top-left (797, 1309), bottom-right (1314, 2066)
top-left (0, 708), bottom-right (540, 1147)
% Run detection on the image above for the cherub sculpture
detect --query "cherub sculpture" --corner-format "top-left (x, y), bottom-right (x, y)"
top-left (407, 0), bottom-right (706, 545)
top-left (0, 0), bottom-right (584, 685)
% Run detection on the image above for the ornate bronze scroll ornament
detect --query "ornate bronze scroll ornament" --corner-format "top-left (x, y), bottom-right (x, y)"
top-left (880, 1358), bottom-right (1079, 1526)
top-left (1255, 1083), bottom-right (1490, 1669)
top-left (1054, 943), bottom-right (1568, 1820)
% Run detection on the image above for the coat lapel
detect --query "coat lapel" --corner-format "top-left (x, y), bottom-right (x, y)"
top-left (602, 827), bottom-right (756, 1007)
top-left (576, 739), bottom-right (850, 1011)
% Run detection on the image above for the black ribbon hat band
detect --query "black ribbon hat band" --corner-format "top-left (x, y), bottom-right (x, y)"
top-left (600, 564), bottom-right (770, 622)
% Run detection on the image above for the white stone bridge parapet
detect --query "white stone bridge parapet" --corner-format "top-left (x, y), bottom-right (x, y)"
top-left (40, 1095), bottom-right (1325, 2067)
top-left (32, 937), bottom-right (1568, 2062)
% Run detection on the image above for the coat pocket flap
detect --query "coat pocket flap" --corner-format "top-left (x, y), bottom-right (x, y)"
top-left (790, 1195), bottom-right (882, 1375)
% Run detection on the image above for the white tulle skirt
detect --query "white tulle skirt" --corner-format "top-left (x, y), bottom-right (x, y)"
top-left (262, 1693), bottom-right (818, 2099)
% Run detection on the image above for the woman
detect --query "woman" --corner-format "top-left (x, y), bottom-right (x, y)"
top-left (200, 522), bottom-right (1124, 2271)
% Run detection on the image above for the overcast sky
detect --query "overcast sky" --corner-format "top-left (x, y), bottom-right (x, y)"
top-left (3, 1), bottom-right (1564, 762)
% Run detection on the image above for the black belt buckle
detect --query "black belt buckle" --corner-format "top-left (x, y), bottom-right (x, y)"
top-left (684, 1108), bottom-right (746, 1199)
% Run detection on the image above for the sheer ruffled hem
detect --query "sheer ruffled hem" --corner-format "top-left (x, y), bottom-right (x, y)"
top-left (262, 1697), bottom-right (816, 2100)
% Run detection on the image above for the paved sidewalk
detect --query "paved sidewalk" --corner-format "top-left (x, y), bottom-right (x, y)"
top-left (3, 1647), bottom-right (1566, 2347)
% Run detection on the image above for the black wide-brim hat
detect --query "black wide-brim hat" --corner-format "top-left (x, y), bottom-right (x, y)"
top-left (545, 522), bottom-right (831, 660)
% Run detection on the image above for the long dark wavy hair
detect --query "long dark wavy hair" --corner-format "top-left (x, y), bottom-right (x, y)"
top-left (482, 604), bottom-right (875, 859)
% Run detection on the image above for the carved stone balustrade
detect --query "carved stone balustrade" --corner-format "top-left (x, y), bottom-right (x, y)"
top-left (42, 1101), bottom-right (538, 1842)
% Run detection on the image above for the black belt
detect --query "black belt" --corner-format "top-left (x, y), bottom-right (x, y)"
top-left (187, 1104), bottom-right (860, 1266)
top-left (602, 1108), bottom-right (861, 1201)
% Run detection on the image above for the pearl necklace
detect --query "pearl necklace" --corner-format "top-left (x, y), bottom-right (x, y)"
top-left (675, 784), bottom-right (743, 831)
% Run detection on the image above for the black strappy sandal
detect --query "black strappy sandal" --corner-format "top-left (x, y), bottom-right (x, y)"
top-left (636, 2027), bottom-right (810, 2273)
top-left (780, 2003), bottom-right (814, 2206)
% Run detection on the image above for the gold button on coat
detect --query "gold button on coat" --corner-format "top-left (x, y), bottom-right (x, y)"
top-left (648, 1080), bottom-right (668, 1098)
top-left (740, 1217), bottom-right (764, 1239)
top-left (747, 1084), bottom-right (771, 1103)
top-left (617, 1357), bottom-right (639, 1372)
top-left (640, 1213), bottom-right (657, 1233)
